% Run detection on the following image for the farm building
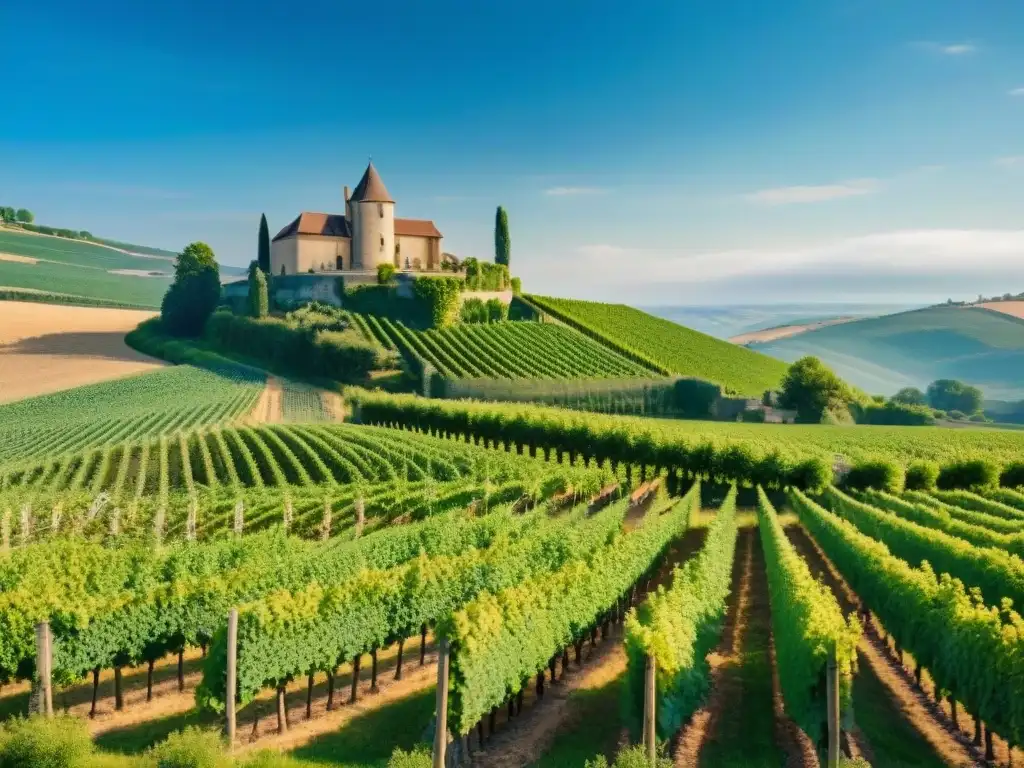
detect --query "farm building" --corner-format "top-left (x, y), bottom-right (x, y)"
top-left (271, 162), bottom-right (443, 276)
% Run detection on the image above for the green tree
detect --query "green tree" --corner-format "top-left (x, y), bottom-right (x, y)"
top-left (778, 356), bottom-right (849, 423)
top-left (926, 379), bottom-right (983, 414)
top-left (891, 386), bottom-right (927, 406)
top-left (494, 205), bottom-right (510, 267)
top-left (247, 261), bottom-right (269, 318)
top-left (377, 263), bottom-right (396, 285)
top-left (161, 242), bottom-right (221, 337)
top-left (0, 207), bottom-right (14, 224)
top-left (257, 213), bottom-right (271, 274)
top-left (14, 209), bottom-right (33, 224)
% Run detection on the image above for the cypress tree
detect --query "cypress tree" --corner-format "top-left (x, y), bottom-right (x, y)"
top-left (494, 206), bottom-right (510, 267)
top-left (258, 213), bottom-right (271, 274)
top-left (247, 261), bottom-right (269, 318)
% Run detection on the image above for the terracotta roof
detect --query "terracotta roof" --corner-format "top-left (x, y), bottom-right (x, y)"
top-left (395, 218), bottom-right (442, 238)
top-left (272, 213), bottom-right (350, 242)
top-left (272, 213), bottom-right (441, 242)
top-left (349, 162), bottom-right (394, 203)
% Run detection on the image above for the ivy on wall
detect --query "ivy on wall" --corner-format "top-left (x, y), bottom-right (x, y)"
top-left (412, 276), bottom-right (464, 327)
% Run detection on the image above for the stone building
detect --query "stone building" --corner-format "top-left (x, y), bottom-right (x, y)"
top-left (270, 162), bottom-right (443, 275)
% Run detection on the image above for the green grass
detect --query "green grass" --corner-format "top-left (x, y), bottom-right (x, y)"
top-left (288, 687), bottom-right (435, 766)
top-left (0, 253), bottom-right (170, 308)
top-left (752, 305), bottom-right (1024, 399)
top-left (850, 666), bottom-right (948, 768)
top-left (531, 674), bottom-right (626, 767)
top-left (528, 295), bottom-right (789, 396)
top-left (95, 710), bottom-right (209, 755)
top-left (0, 229), bottom-right (174, 272)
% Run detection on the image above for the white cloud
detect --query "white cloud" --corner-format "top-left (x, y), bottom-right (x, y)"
top-left (941, 43), bottom-right (975, 55)
top-left (995, 156), bottom-right (1024, 168)
top-left (912, 41), bottom-right (977, 56)
top-left (544, 186), bottom-right (609, 197)
top-left (1010, 87), bottom-right (1024, 97)
top-left (569, 230), bottom-right (1024, 286)
top-left (744, 179), bottom-right (880, 205)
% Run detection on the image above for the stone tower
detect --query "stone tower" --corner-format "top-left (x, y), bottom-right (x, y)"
top-left (349, 161), bottom-right (395, 270)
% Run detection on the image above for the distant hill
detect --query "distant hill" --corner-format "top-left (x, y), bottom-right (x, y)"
top-left (527, 295), bottom-right (789, 396)
top-left (91, 237), bottom-right (178, 260)
top-left (751, 305), bottom-right (1024, 399)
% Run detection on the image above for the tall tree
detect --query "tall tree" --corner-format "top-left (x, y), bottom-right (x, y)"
top-left (161, 242), bottom-right (222, 337)
top-left (778, 356), bottom-right (849, 423)
top-left (257, 214), bottom-right (271, 274)
top-left (248, 261), bottom-right (269, 318)
top-left (0, 207), bottom-right (14, 224)
top-left (14, 209), bottom-right (33, 224)
top-left (927, 379), bottom-right (983, 415)
top-left (494, 206), bottom-right (510, 267)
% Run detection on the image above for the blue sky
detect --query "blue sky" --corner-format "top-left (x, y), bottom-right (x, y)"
top-left (2, 0), bottom-right (1023, 304)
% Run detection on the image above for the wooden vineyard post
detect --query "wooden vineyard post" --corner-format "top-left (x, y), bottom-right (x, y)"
top-left (826, 650), bottom-right (840, 768)
top-left (433, 638), bottom-right (450, 768)
top-left (34, 621), bottom-right (53, 717)
top-left (226, 608), bottom-right (238, 745)
top-left (355, 496), bottom-right (365, 538)
top-left (643, 653), bottom-right (656, 765)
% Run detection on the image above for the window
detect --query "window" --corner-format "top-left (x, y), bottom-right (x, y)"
top-left (378, 203), bottom-right (383, 218)
top-left (380, 235), bottom-right (385, 251)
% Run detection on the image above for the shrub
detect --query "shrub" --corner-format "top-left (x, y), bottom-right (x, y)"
top-left (585, 745), bottom-right (673, 768)
top-left (843, 458), bottom-right (904, 493)
top-left (377, 263), bottom-right (396, 285)
top-left (856, 401), bottom-right (934, 426)
top-left (948, 410), bottom-right (967, 421)
top-left (148, 728), bottom-right (231, 768)
top-left (485, 298), bottom-right (508, 322)
top-left (0, 715), bottom-right (95, 768)
top-left (459, 297), bottom-right (488, 324)
top-left (162, 242), bottom-right (222, 337)
top-left (937, 459), bottom-right (1000, 491)
top-left (386, 746), bottom-right (432, 768)
top-left (778, 356), bottom-right (848, 424)
top-left (204, 311), bottom-right (395, 383)
top-left (787, 457), bottom-right (833, 494)
top-left (905, 460), bottom-right (939, 491)
top-left (511, 276), bottom-right (522, 295)
top-left (741, 408), bottom-right (766, 423)
top-left (1000, 461), bottom-right (1024, 489)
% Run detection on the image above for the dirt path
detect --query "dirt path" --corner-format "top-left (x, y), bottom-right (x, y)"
top-left (785, 523), bottom-right (982, 768)
top-left (676, 522), bottom-right (812, 768)
top-left (0, 301), bottom-right (162, 404)
top-left (248, 376), bottom-right (283, 424)
top-left (729, 317), bottom-right (860, 346)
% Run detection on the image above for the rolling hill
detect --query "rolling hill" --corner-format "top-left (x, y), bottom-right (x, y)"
top-left (527, 294), bottom-right (789, 396)
top-left (0, 228), bottom-right (244, 308)
top-left (751, 305), bottom-right (1024, 399)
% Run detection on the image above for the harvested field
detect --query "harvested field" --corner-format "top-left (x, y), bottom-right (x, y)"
top-left (977, 301), bottom-right (1024, 320)
top-left (0, 301), bottom-right (162, 404)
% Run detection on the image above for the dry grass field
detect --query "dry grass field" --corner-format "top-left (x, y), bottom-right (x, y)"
top-left (978, 301), bottom-right (1024, 320)
top-left (0, 300), bottom-right (163, 404)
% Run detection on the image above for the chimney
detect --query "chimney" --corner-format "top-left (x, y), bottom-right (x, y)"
top-left (344, 185), bottom-right (350, 202)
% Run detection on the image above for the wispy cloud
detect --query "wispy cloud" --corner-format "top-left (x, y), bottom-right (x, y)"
top-left (744, 179), bottom-right (880, 205)
top-left (995, 156), bottom-right (1024, 168)
top-left (1010, 87), bottom-right (1024, 97)
top-left (912, 41), bottom-right (977, 56)
top-left (569, 230), bottom-right (1024, 286)
top-left (544, 186), bottom-right (609, 197)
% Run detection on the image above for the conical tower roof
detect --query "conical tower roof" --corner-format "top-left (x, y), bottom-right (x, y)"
top-left (350, 161), bottom-right (394, 203)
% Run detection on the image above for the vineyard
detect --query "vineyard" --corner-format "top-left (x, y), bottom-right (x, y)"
top-left (527, 294), bottom-right (790, 396)
top-left (0, 365), bottom-right (265, 467)
top-left (356, 313), bottom-right (652, 380)
top-left (8, 362), bottom-right (1024, 766)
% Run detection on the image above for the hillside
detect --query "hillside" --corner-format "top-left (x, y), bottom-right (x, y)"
top-left (751, 305), bottom-right (1024, 399)
top-left (356, 314), bottom-right (651, 380)
top-left (527, 294), bottom-right (789, 396)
